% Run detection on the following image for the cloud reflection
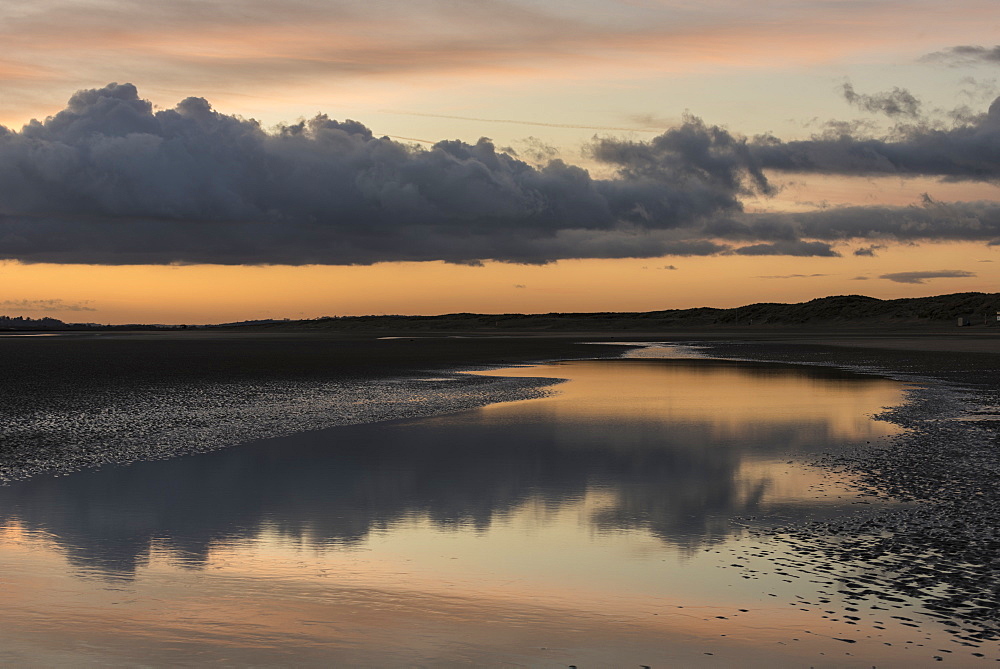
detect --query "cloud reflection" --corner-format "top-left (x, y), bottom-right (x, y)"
top-left (0, 359), bottom-right (903, 578)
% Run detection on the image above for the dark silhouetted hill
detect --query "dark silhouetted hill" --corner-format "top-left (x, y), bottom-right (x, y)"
top-left (222, 292), bottom-right (1000, 332)
top-left (0, 315), bottom-right (175, 331)
top-left (0, 315), bottom-right (70, 330)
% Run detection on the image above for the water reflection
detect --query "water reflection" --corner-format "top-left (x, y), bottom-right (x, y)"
top-left (0, 359), bottom-right (903, 578)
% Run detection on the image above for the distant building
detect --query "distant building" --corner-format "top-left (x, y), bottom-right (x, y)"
top-left (958, 313), bottom-right (1000, 326)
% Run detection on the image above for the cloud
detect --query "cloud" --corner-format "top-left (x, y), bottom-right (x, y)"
top-left (958, 77), bottom-right (999, 105)
top-left (922, 45), bottom-right (1000, 66)
top-left (750, 95), bottom-right (1000, 181)
top-left (0, 299), bottom-right (96, 312)
top-left (5, 0), bottom-right (944, 135)
top-left (510, 136), bottom-right (560, 166)
top-left (841, 83), bottom-right (922, 118)
top-left (739, 197), bottom-right (1000, 245)
top-left (853, 244), bottom-right (885, 256)
top-left (878, 270), bottom-right (976, 284)
top-left (850, 276), bottom-right (870, 280)
top-left (0, 84), bottom-right (776, 265)
top-left (1, 0), bottom-right (975, 110)
top-left (627, 114), bottom-right (680, 130)
top-left (3, 84), bottom-right (1000, 267)
top-left (755, 273), bottom-right (828, 279)
top-left (731, 241), bottom-right (840, 257)
top-left (590, 116), bottom-right (773, 197)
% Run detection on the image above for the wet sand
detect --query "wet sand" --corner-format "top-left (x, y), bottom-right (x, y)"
top-left (0, 333), bottom-right (627, 482)
top-left (662, 331), bottom-right (1000, 657)
top-left (1, 328), bottom-right (999, 664)
top-left (789, 333), bottom-right (1000, 354)
top-left (0, 352), bottom-right (918, 666)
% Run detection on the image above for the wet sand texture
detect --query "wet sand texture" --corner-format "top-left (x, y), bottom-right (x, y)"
top-left (0, 334), bottom-right (622, 482)
top-left (1, 330), bottom-right (999, 665)
top-left (692, 335), bottom-right (1000, 652)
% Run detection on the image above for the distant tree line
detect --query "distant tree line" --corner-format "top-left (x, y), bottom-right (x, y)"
top-left (0, 315), bottom-right (70, 329)
top-left (0, 315), bottom-right (175, 331)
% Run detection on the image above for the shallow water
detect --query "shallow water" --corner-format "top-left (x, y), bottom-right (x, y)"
top-left (0, 356), bottom-right (960, 666)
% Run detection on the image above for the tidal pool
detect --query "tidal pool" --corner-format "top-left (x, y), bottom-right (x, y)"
top-left (0, 357), bottom-right (948, 666)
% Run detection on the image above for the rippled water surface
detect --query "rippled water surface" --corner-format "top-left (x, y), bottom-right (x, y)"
top-left (0, 357), bottom-right (932, 666)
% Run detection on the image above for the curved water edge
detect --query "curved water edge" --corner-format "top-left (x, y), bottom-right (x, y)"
top-left (0, 335), bottom-right (657, 484)
top-left (0, 372), bottom-right (573, 484)
top-left (670, 338), bottom-right (1000, 645)
top-left (0, 338), bottom-right (895, 484)
top-left (1, 338), bottom-right (997, 665)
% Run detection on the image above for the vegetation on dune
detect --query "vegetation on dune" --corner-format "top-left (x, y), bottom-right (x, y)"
top-left (3, 292), bottom-right (998, 331)
top-left (0, 315), bottom-right (162, 331)
top-left (232, 292), bottom-right (1000, 331)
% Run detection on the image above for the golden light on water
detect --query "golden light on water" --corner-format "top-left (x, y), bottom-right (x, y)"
top-left (479, 360), bottom-right (906, 441)
top-left (0, 358), bottom-right (922, 665)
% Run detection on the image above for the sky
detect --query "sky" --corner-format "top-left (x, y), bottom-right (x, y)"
top-left (1, 0), bottom-right (999, 324)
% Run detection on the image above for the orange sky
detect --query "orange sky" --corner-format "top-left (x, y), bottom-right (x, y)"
top-left (0, 0), bottom-right (998, 323)
top-left (3, 238), bottom-right (996, 324)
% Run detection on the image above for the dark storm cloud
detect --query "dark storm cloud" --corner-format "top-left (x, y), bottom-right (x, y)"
top-left (743, 198), bottom-right (1000, 244)
top-left (750, 96), bottom-right (1000, 181)
top-left (841, 83), bottom-right (922, 118)
top-left (922, 45), bottom-right (1000, 66)
top-left (692, 195), bottom-right (1000, 251)
top-left (731, 241), bottom-right (840, 257)
top-left (879, 270), bottom-right (976, 284)
top-left (589, 115), bottom-right (773, 198)
top-left (585, 93), bottom-right (1000, 246)
top-left (5, 83), bottom-right (1000, 267)
top-left (0, 84), bottom-right (774, 265)
top-left (853, 244), bottom-right (885, 256)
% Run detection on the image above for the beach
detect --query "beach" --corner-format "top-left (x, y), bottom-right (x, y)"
top-left (0, 329), bottom-right (997, 666)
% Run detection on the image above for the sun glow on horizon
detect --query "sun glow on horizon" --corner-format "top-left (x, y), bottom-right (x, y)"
top-left (2, 237), bottom-right (996, 324)
top-left (1, 1), bottom-right (999, 322)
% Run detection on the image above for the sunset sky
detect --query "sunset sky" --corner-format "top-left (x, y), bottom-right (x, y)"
top-left (1, 0), bottom-right (999, 324)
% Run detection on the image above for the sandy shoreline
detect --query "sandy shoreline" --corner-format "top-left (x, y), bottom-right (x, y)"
top-left (1, 329), bottom-right (996, 482)
top-left (668, 333), bottom-right (1000, 651)
top-left (1, 329), bottom-right (999, 662)
top-left (0, 333), bottom-right (619, 483)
